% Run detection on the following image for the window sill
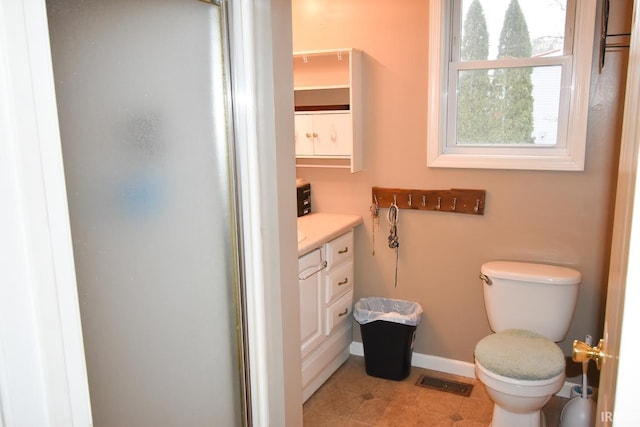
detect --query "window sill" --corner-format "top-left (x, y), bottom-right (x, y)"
top-left (427, 151), bottom-right (585, 171)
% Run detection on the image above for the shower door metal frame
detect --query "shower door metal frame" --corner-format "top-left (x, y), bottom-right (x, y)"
top-left (214, 0), bottom-right (253, 424)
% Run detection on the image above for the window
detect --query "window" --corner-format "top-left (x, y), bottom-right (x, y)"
top-left (427, 0), bottom-right (597, 170)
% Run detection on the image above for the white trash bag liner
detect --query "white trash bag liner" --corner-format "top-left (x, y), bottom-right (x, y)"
top-left (354, 297), bottom-right (423, 326)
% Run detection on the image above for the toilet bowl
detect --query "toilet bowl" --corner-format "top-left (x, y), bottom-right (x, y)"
top-left (476, 361), bottom-right (565, 426)
top-left (475, 261), bottom-right (582, 427)
top-left (475, 329), bottom-right (567, 426)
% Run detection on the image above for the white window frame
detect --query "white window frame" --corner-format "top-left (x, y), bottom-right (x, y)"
top-left (427, 0), bottom-right (597, 171)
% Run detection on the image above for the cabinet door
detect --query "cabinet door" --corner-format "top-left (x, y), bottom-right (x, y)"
top-left (294, 113), bottom-right (315, 156)
top-left (312, 112), bottom-right (352, 156)
top-left (298, 249), bottom-right (325, 359)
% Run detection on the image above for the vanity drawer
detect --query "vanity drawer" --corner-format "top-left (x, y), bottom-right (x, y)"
top-left (326, 231), bottom-right (353, 269)
top-left (325, 290), bottom-right (353, 336)
top-left (325, 262), bottom-right (353, 303)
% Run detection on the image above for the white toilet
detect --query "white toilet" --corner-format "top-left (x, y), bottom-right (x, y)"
top-left (475, 261), bottom-right (582, 427)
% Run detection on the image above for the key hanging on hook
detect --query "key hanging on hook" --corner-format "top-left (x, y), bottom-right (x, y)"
top-left (370, 195), bottom-right (380, 255)
top-left (387, 197), bottom-right (400, 250)
top-left (370, 194), bottom-right (380, 218)
top-left (387, 199), bottom-right (400, 288)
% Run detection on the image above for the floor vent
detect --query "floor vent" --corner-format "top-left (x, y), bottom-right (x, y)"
top-left (416, 374), bottom-right (473, 397)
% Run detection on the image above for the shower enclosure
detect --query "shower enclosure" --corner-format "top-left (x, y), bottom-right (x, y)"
top-left (47, 0), bottom-right (248, 425)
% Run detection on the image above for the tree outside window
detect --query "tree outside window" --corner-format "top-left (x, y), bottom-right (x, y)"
top-left (457, 0), bottom-right (534, 145)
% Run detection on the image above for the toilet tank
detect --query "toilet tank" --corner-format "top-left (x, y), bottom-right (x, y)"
top-left (480, 261), bottom-right (582, 342)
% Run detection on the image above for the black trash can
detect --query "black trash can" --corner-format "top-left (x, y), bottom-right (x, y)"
top-left (354, 297), bottom-right (423, 381)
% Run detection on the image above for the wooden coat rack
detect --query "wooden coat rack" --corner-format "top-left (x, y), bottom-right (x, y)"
top-left (372, 187), bottom-right (486, 216)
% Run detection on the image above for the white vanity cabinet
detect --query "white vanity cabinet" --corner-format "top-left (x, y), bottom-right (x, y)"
top-left (293, 48), bottom-right (362, 172)
top-left (298, 230), bottom-right (355, 402)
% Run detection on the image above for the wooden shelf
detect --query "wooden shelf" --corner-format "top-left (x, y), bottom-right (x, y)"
top-left (294, 84), bottom-right (350, 91)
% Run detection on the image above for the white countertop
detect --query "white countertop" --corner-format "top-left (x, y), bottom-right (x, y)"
top-left (297, 212), bottom-right (363, 256)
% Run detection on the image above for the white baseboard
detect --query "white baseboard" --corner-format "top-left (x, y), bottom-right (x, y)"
top-left (349, 341), bottom-right (575, 399)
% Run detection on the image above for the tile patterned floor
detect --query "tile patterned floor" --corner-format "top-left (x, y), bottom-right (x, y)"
top-left (303, 355), bottom-right (568, 426)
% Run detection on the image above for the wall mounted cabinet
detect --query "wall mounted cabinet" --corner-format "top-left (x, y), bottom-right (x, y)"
top-left (293, 48), bottom-right (363, 172)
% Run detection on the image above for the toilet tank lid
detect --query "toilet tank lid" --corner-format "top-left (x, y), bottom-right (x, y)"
top-left (481, 261), bottom-right (582, 285)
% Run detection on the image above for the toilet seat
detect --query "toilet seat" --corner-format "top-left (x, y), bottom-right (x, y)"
top-left (475, 329), bottom-right (565, 381)
top-left (476, 358), bottom-right (565, 397)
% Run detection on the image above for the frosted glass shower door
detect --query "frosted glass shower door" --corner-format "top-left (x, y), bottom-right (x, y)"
top-left (47, 0), bottom-right (247, 425)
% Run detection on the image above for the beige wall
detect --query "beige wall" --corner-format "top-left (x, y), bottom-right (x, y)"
top-left (292, 0), bottom-right (632, 381)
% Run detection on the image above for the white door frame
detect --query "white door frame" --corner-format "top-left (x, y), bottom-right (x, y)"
top-left (597, 0), bottom-right (640, 424)
top-left (226, 0), bottom-right (301, 425)
top-left (0, 0), bottom-right (92, 425)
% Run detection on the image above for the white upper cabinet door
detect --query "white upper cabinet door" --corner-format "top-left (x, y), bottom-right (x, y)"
top-left (294, 113), bottom-right (315, 156)
top-left (311, 112), bottom-right (352, 157)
